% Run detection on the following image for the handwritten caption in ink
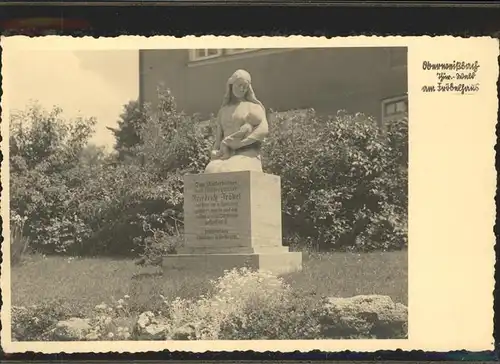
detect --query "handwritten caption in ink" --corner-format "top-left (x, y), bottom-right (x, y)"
top-left (421, 60), bottom-right (480, 94)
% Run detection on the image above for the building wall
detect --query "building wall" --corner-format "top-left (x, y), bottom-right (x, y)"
top-left (139, 47), bottom-right (407, 123)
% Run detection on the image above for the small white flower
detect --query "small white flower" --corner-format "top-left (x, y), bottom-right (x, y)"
top-left (107, 332), bottom-right (114, 339)
top-left (124, 295), bottom-right (130, 299)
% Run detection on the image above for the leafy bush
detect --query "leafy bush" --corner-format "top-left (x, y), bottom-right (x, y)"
top-left (88, 85), bottom-right (211, 257)
top-left (10, 88), bottom-right (211, 257)
top-left (108, 100), bottom-right (147, 161)
top-left (262, 109), bottom-right (408, 252)
top-left (9, 103), bottom-right (97, 254)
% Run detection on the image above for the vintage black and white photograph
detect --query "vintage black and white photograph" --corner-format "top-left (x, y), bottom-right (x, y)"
top-left (1, 36), bottom-right (496, 353)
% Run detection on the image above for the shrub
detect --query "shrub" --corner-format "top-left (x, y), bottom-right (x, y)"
top-left (109, 100), bottom-right (148, 161)
top-left (9, 103), bottom-right (97, 254)
top-left (262, 109), bottom-right (408, 252)
top-left (90, 85), bottom-right (211, 257)
top-left (9, 87), bottom-right (211, 257)
top-left (162, 267), bottom-right (322, 340)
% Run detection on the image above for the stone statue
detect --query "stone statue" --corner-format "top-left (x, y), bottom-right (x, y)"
top-left (205, 69), bottom-right (269, 174)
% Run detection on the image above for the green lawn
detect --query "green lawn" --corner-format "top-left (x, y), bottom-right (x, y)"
top-left (11, 251), bottom-right (407, 316)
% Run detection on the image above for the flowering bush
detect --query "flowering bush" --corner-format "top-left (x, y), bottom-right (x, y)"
top-left (156, 267), bottom-right (322, 340)
top-left (262, 109), bottom-right (408, 252)
top-left (82, 296), bottom-right (135, 341)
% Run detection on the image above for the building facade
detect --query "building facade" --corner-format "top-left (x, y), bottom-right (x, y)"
top-left (139, 47), bottom-right (408, 126)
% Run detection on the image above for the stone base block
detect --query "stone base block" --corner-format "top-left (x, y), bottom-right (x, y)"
top-left (163, 252), bottom-right (302, 276)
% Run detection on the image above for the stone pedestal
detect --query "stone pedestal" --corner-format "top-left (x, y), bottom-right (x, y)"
top-left (163, 171), bottom-right (302, 275)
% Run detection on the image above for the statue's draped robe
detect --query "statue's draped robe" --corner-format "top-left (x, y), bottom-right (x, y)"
top-left (205, 101), bottom-right (268, 174)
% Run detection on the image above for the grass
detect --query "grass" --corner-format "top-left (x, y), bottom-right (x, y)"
top-left (11, 251), bottom-right (407, 316)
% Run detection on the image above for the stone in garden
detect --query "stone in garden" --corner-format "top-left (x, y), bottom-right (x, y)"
top-left (320, 295), bottom-right (408, 339)
top-left (171, 324), bottom-right (197, 340)
top-left (164, 69), bottom-right (302, 275)
top-left (135, 311), bottom-right (169, 340)
top-left (53, 317), bottom-right (92, 341)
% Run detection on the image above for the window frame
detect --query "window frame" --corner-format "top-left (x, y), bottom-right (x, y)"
top-left (225, 48), bottom-right (260, 55)
top-left (381, 94), bottom-right (408, 127)
top-left (189, 49), bottom-right (223, 62)
top-left (382, 95), bottom-right (408, 117)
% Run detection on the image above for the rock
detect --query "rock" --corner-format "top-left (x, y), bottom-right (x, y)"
top-left (53, 318), bottom-right (92, 341)
top-left (136, 311), bottom-right (155, 329)
top-left (135, 312), bottom-right (169, 340)
top-left (320, 295), bottom-right (408, 339)
top-left (171, 324), bottom-right (196, 340)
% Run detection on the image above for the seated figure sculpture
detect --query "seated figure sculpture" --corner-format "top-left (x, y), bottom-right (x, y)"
top-left (205, 69), bottom-right (269, 174)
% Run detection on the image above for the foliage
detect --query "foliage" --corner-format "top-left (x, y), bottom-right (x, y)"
top-left (212, 268), bottom-right (323, 340)
top-left (125, 267), bottom-right (322, 340)
top-left (95, 85), bottom-right (211, 257)
top-left (9, 103), bottom-right (97, 173)
top-left (77, 296), bottom-right (136, 341)
top-left (9, 103), bottom-right (97, 254)
top-left (10, 214), bottom-right (30, 266)
top-left (262, 109), bottom-right (408, 252)
top-left (108, 100), bottom-right (147, 161)
top-left (131, 86), bottom-right (212, 176)
top-left (9, 88), bottom-right (211, 257)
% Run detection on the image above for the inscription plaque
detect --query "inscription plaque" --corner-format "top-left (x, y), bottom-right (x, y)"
top-left (183, 172), bottom-right (253, 252)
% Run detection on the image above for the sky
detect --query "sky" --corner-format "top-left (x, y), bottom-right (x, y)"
top-left (3, 50), bottom-right (139, 150)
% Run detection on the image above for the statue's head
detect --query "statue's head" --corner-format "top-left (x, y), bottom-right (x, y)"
top-left (228, 69), bottom-right (251, 100)
top-left (221, 69), bottom-right (263, 109)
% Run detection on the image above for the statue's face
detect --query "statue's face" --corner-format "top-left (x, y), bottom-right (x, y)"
top-left (232, 78), bottom-right (249, 100)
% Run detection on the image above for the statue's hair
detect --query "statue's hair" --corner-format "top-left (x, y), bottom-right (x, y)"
top-left (220, 69), bottom-right (265, 113)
